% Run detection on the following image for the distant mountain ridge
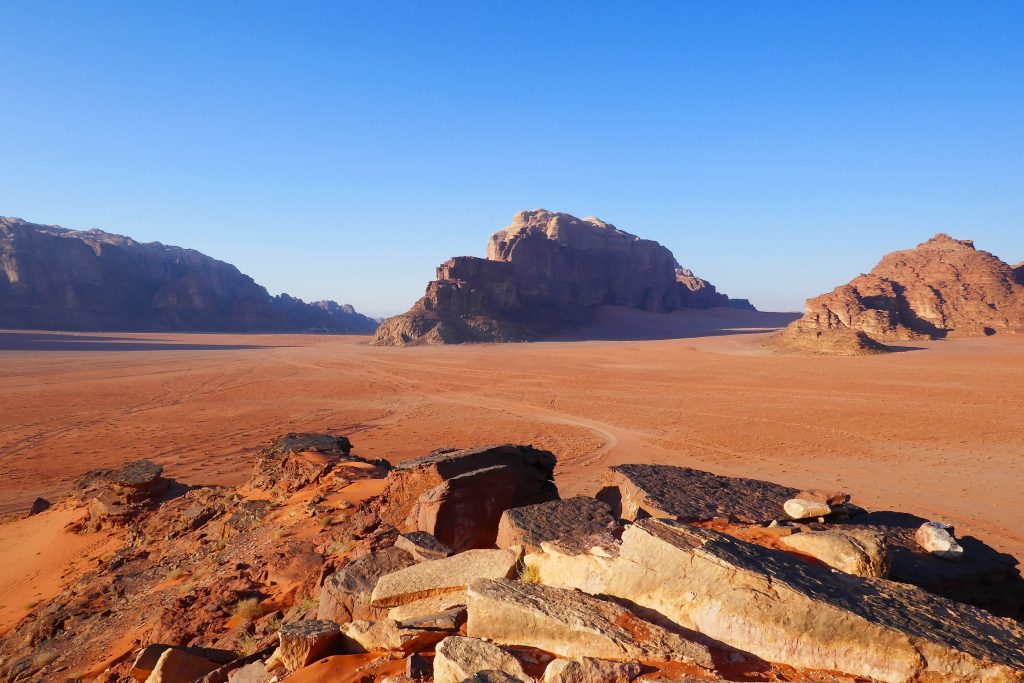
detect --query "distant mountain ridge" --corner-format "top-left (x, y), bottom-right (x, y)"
top-left (0, 217), bottom-right (377, 333)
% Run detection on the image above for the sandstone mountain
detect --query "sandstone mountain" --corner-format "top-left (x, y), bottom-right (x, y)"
top-left (1015, 261), bottom-right (1024, 286)
top-left (776, 233), bottom-right (1024, 354)
top-left (373, 210), bottom-right (753, 345)
top-left (0, 217), bottom-right (377, 333)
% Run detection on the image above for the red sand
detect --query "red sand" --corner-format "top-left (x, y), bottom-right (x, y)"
top-left (2, 322), bottom-right (1022, 571)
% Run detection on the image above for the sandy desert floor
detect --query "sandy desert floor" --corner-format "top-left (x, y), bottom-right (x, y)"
top-left (2, 309), bottom-right (1023, 620)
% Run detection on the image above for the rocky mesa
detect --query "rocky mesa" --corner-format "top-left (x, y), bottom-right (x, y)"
top-left (372, 210), bottom-right (753, 346)
top-left (0, 217), bottom-right (377, 333)
top-left (774, 233), bottom-right (1024, 354)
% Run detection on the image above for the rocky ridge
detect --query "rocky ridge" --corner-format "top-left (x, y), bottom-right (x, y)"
top-left (0, 217), bottom-right (377, 333)
top-left (775, 234), bottom-right (1024, 354)
top-left (373, 210), bottom-right (753, 345)
top-left (2, 436), bottom-right (1023, 683)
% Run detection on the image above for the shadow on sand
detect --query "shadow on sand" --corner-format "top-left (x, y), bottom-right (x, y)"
top-left (542, 306), bottom-right (802, 342)
top-left (0, 331), bottom-right (281, 352)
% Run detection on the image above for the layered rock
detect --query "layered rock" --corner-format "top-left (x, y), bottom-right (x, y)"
top-left (778, 234), bottom-right (1024, 352)
top-left (378, 445), bottom-right (558, 551)
top-left (466, 578), bottom-right (713, 667)
top-left (373, 210), bottom-right (752, 345)
top-left (599, 519), bottom-right (1024, 682)
top-left (0, 216), bottom-right (376, 332)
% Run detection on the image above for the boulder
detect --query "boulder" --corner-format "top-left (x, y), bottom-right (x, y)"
top-left (496, 497), bottom-right (618, 553)
top-left (395, 531), bottom-right (453, 562)
top-left (915, 521), bottom-right (964, 561)
top-left (340, 619), bottom-right (447, 654)
top-left (779, 528), bottom-right (890, 577)
top-left (543, 658), bottom-right (641, 683)
top-left (143, 648), bottom-right (222, 683)
top-left (783, 498), bottom-right (832, 520)
top-left (433, 636), bottom-right (530, 683)
top-left (132, 646), bottom-right (236, 682)
top-left (466, 578), bottom-right (713, 667)
top-left (378, 445), bottom-right (558, 551)
top-left (600, 518), bottom-right (1024, 682)
top-left (596, 464), bottom-right (798, 524)
top-left (319, 546), bottom-right (416, 622)
top-left (277, 620), bottom-right (342, 672)
top-left (227, 661), bottom-right (271, 683)
top-left (371, 547), bottom-right (523, 608)
top-left (795, 489), bottom-right (850, 506)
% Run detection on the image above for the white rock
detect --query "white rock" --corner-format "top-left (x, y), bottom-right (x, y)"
top-left (783, 498), bottom-right (832, 520)
top-left (915, 521), bottom-right (964, 561)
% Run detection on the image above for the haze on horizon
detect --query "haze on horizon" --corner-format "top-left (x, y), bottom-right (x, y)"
top-left (2, 2), bottom-right (1021, 317)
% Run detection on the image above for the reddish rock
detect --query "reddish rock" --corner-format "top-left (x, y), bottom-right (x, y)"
top-left (248, 433), bottom-right (360, 492)
top-left (0, 216), bottom-right (377, 333)
top-left (780, 234), bottom-right (1024, 350)
top-left (372, 210), bottom-right (751, 345)
top-left (378, 445), bottom-right (558, 551)
top-left (318, 547), bottom-right (416, 623)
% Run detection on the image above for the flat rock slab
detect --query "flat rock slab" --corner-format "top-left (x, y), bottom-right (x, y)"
top-left (496, 497), bottom-right (618, 553)
top-left (371, 547), bottom-right (523, 608)
top-left (340, 619), bottom-right (447, 654)
top-left (596, 464), bottom-right (798, 524)
top-left (605, 518), bottom-right (1024, 683)
top-left (144, 647), bottom-right (222, 683)
top-left (467, 578), bottom-right (713, 667)
top-left (319, 546), bottom-right (416, 622)
top-left (110, 459), bottom-right (164, 488)
top-left (433, 636), bottom-right (530, 683)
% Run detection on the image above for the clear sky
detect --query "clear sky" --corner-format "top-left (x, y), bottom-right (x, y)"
top-left (2, 2), bottom-right (1021, 316)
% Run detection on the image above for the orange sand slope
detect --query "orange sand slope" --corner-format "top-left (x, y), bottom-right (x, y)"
top-left (1, 320), bottom-right (1023, 565)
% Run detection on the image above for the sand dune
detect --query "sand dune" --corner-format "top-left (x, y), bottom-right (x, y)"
top-left (1, 319), bottom-right (1022, 570)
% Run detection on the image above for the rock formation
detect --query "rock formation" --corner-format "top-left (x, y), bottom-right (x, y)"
top-left (5, 436), bottom-right (1024, 683)
top-left (0, 216), bottom-right (377, 332)
top-left (373, 210), bottom-right (753, 345)
top-left (1015, 261), bottom-right (1024, 285)
top-left (776, 234), bottom-right (1024, 353)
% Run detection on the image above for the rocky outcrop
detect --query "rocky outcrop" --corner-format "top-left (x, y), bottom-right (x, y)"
top-left (596, 464), bottom-right (798, 524)
top-left (0, 216), bottom-right (376, 332)
top-left (378, 445), bottom-right (558, 551)
top-left (1015, 261), bottom-right (1024, 285)
top-left (249, 433), bottom-right (368, 493)
top-left (372, 210), bottom-right (752, 345)
top-left (318, 547), bottom-right (416, 623)
top-left (777, 234), bottom-right (1024, 352)
top-left (600, 519), bottom-right (1024, 683)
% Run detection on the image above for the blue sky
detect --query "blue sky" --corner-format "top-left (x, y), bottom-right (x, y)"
top-left (2, 2), bottom-right (1021, 316)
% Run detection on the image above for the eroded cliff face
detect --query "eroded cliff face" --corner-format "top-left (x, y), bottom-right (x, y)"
top-left (373, 210), bottom-right (750, 345)
top-left (1014, 261), bottom-right (1024, 286)
top-left (777, 234), bottom-right (1024, 352)
top-left (0, 217), bottom-right (377, 333)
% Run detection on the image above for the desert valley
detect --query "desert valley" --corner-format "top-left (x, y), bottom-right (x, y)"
top-left (1, 208), bottom-right (1024, 683)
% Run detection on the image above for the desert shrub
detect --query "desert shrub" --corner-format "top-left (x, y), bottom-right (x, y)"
top-left (166, 567), bottom-right (184, 581)
top-left (232, 597), bottom-right (262, 621)
top-left (519, 563), bottom-right (542, 584)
